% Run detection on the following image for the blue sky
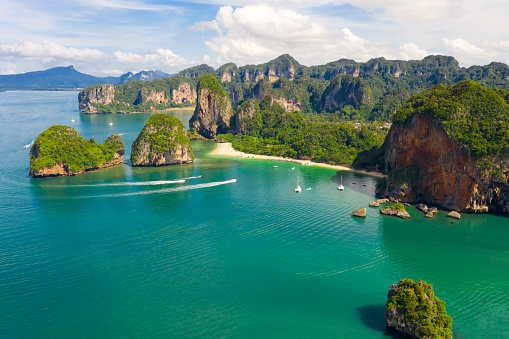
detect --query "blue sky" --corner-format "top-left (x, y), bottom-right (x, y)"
top-left (1, 0), bottom-right (509, 76)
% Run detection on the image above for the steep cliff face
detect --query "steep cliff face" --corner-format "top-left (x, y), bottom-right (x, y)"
top-left (29, 127), bottom-right (124, 177)
top-left (321, 75), bottom-right (371, 112)
top-left (233, 99), bottom-right (260, 134)
top-left (134, 88), bottom-right (167, 111)
top-left (171, 83), bottom-right (197, 104)
top-left (131, 113), bottom-right (193, 166)
top-left (78, 84), bottom-right (115, 112)
top-left (383, 114), bottom-right (509, 213)
top-left (189, 74), bottom-right (234, 139)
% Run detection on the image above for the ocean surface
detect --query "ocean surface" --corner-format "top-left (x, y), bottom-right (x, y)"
top-left (1, 91), bottom-right (508, 338)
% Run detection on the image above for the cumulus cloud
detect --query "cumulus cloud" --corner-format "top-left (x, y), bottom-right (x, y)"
top-left (114, 48), bottom-right (189, 67)
top-left (400, 43), bottom-right (428, 60)
top-left (189, 0), bottom-right (461, 21)
top-left (189, 4), bottom-right (387, 66)
top-left (443, 38), bottom-right (497, 65)
top-left (0, 41), bottom-right (109, 66)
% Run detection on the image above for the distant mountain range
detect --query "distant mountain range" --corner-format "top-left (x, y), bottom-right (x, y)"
top-left (0, 65), bottom-right (173, 91)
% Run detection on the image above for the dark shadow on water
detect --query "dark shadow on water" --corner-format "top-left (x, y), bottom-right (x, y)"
top-left (357, 304), bottom-right (408, 338)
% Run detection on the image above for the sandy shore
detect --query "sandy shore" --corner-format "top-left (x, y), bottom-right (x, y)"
top-left (212, 142), bottom-right (387, 178)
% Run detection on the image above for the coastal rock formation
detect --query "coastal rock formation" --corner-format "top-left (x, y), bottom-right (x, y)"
top-left (381, 81), bottom-right (509, 215)
top-left (29, 126), bottom-right (124, 177)
top-left (369, 202), bottom-right (380, 207)
top-left (383, 113), bottom-right (509, 214)
top-left (131, 113), bottom-right (193, 166)
top-left (189, 74), bottom-right (234, 139)
top-left (386, 279), bottom-right (453, 339)
top-left (380, 203), bottom-right (411, 219)
top-left (446, 211), bottom-right (461, 219)
top-left (384, 114), bottom-right (476, 211)
top-left (171, 83), bottom-right (197, 104)
top-left (78, 84), bottom-right (115, 113)
top-left (351, 207), bottom-right (366, 217)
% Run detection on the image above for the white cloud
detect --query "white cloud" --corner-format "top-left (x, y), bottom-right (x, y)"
top-left (443, 38), bottom-right (497, 65)
top-left (114, 48), bottom-right (189, 67)
top-left (186, 0), bottom-right (461, 21)
top-left (400, 43), bottom-right (428, 60)
top-left (0, 41), bottom-right (109, 66)
top-left (190, 4), bottom-right (387, 66)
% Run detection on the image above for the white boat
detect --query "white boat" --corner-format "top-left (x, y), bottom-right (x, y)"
top-left (295, 177), bottom-right (302, 193)
top-left (338, 176), bottom-right (345, 191)
top-left (109, 122), bottom-right (113, 126)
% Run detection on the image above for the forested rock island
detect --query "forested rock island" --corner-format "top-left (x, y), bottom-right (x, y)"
top-left (29, 126), bottom-right (125, 177)
top-left (131, 113), bottom-right (194, 166)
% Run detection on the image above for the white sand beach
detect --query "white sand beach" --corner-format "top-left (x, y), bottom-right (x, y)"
top-left (212, 142), bottom-right (387, 178)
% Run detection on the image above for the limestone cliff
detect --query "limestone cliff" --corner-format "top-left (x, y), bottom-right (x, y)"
top-left (189, 74), bottom-right (234, 139)
top-left (171, 83), bottom-right (197, 104)
top-left (134, 88), bottom-right (168, 111)
top-left (131, 113), bottom-right (193, 166)
top-left (382, 80), bottom-right (509, 214)
top-left (274, 97), bottom-right (302, 112)
top-left (233, 99), bottom-right (260, 134)
top-left (29, 126), bottom-right (124, 177)
top-left (78, 84), bottom-right (115, 113)
top-left (383, 114), bottom-right (509, 213)
top-left (321, 75), bottom-right (371, 112)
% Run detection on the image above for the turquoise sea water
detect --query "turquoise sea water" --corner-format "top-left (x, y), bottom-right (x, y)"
top-left (1, 91), bottom-right (509, 338)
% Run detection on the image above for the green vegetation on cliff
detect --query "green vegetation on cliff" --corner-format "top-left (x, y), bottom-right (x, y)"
top-left (178, 54), bottom-right (509, 122)
top-left (197, 74), bottom-right (227, 97)
top-left (393, 80), bottom-right (509, 158)
top-left (30, 125), bottom-right (124, 173)
top-left (219, 95), bottom-right (386, 166)
top-left (80, 76), bottom-right (197, 113)
top-left (131, 113), bottom-right (193, 165)
top-left (387, 279), bottom-right (452, 339)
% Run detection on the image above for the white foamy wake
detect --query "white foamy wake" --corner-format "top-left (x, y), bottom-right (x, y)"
top-left (90, 179), bottom-right (237, 198)
top-left (24, 140), bottom-right (34, 149)
top-left (84, 179), bottom-right (186, 187)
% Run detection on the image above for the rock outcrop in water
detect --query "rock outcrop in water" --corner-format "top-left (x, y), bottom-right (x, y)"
top-left (131, 113), bottom-right (193, 166)
top-left (189, 74), bottom-right (234, 139)
top-left (385, 279), bottom-right (453, 339)
top-left (29, 125), bottom-right (124, 177)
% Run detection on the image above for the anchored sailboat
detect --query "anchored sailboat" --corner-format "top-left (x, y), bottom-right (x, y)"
top-left (338, 176), bottom-right (344, 191)
top-left (295, 176), bottom-right (302, 193)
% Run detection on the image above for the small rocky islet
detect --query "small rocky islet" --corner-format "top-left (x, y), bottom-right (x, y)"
top-left (131, 113), bottom-right (194, 166)
top-left (385, 278), bottom-right (453, 339)
top-left (29, 125), bottom-right (125, 178)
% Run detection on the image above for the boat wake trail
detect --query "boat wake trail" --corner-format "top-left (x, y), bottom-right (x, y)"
top-left (84, 179), bottom-right (237, 198)
top-left (24, 140), bottom-right (34, 149)
top-left (77, 179), bottom-right (186, 187)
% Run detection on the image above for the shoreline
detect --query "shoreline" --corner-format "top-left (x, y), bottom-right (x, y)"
top-left (212, 142), bottom-right (387, 178)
